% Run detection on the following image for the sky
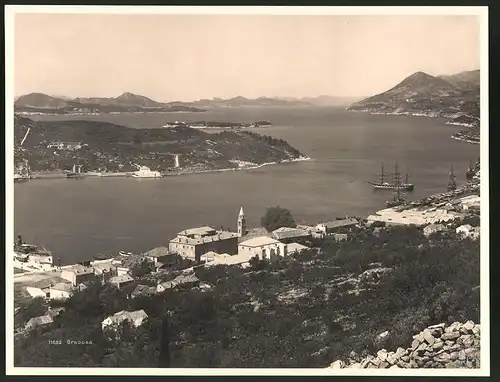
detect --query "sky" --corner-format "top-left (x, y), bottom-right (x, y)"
top-left (13, 13), bottom-right (480, 102)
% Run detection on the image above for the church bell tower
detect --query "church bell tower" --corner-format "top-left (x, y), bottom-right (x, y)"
top-left (237, 206), bottom-right (246, 237)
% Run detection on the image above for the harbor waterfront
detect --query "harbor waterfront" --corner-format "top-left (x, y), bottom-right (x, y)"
top-left (15, 108), bottom-right (480, 265)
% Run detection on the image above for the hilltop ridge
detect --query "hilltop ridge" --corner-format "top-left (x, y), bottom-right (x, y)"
top-left (347, 70), bottom-right (480, 142)
top-left (13, 115), bottom-right (307, 174)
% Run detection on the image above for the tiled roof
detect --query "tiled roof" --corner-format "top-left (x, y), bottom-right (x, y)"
top-left (239, 236), bottom-right (281, 247)
top-left (238, 227), bottom-right (271, 243)
top-left (63, 264), bottom-right (94, 275)
top-left (51, 282), bottom-right (74, 292)
top-left (109, 274), bottom-right (134, 284)
top-left (31, 276), bottom-right (68, 289)
top-left (103, 309), bottom-right (148, 328)
top-left (121, 254), bottom-right (149, 269)
top-left (93, 262), bottom-right (115, 273)
top-left (272, 227), bottom-right (311, 240)
top-left (170, 231), bottom-right (238, 245)
top-left (287, 243), bottom-right (309, 253)
top-left (25, 315), bottom-right (53, 328)
top-left (179, 226), bottom-right (216, 236)
top-left (319, 218), bottom-right (359, 229)
top-left (131, 284), bottom-right (156, 297)
top-left (143, 246), bottom-right (170, 258)
top-left (46, 307), bottom-right (65, 317)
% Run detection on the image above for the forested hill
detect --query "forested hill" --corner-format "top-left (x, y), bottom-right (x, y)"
top-left (14, 115), bottom-right (306, 173)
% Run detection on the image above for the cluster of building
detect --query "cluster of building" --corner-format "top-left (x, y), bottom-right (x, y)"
top-left (18, 198), bottom-right (481, 334)
top-left (46, 141), bottom-right (88, 151)
top-left (20, 207), bottom-right (361, 304)
top-left (168, 207), bottom-right (359, 267)
top-left (366, 194), bottom-right (480, 228)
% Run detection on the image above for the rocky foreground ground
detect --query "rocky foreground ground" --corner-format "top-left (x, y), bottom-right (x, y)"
top-left (329, 321), bottom-right (480, 369)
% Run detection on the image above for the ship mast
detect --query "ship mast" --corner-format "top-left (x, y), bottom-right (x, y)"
top-left (380, 163), bottom-right (384, 183)
top-left (448, 165), bottom-right (457, 190)
top-left (394, 163), bottom-right (401, 199)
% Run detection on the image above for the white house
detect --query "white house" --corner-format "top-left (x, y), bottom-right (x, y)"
top-left (296, 224), bottom-right (324, 238)
top-left (333, 233), bottom-right (348, 242)
top-left (423, 223), bottom-right (448, 238)
top-left (61, 264), bottom-right (96, 286)
top-left (101, 310), bottom-right (148, 331)
top-left (49, 282), bottom-right (74, 300)
top-left (109, 274), bottom-right (135, 289)
top-left (25, 315), bottom-right (54, 331)
top-left (238, 236), bottom-right (287, 260)
top-left (271, 227), bottom-right (312, 244)
top-left (286, 242), bottom-right (309, 254)
top-left (456, 224), bottom-right (480, 240)
top-left (26, 286), bottom-right (50, 299)
top-left (156, 274), bottom-right (199, 293)
top-left (316, 218), bottom-right (359, 234)
top-left (143, 246), bottom-right (173, 265)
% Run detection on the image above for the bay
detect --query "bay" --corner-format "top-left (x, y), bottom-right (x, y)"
top-left (15, 107), bottom-right (479, 264)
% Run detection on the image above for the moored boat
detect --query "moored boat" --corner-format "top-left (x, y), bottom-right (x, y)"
top-left (368, 163), bottom-right (415, 191)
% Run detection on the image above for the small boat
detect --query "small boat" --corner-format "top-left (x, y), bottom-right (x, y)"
top-left (14, 159), bottom-right (31, 182)
top-left (14, 173), bottom-right (31, 182)
top-left (66, 164), bottom-right (84, 178)
top-left (386, 194), bottom-right (407, 208)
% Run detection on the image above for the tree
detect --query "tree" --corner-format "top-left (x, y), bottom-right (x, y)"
top-left (133, 133), bottom-right (142, 145)
top-left (15, 297), bottom-right (47, 328)
top-left (159, 317), bottom-right (171, 367)
top-left (261, 206), bottom-right (296, 232)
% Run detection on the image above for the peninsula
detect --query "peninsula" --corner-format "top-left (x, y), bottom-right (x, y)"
top-left (347, 70), bottom-right (480, 144)
top-left (14, 115), bottom-right (308, 175)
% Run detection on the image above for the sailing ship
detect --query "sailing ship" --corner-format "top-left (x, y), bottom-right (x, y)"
top-left (447, 165), bottom-right (457, 191)
top-left (385, 165), bottom-right (408, 207)
top-left (14, 159), bottom-right (31, 182)
top-left (66, 164), bottom-right (84, 178)
top-left (368, 163), bottom-right (415, 191)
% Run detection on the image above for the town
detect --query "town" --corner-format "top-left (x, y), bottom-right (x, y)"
top-left (14, 166), bottom-right (481, 337)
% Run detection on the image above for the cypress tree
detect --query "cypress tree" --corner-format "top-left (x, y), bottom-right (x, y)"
top-left (158, 316), bottom-right (170, 367)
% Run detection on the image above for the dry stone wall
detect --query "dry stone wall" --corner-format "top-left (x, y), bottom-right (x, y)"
top-left (329, 321), bottom-right (480, 369)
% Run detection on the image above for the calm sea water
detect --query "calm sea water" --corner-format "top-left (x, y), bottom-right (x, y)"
top-left (15, 107), bottom-right (479, 264)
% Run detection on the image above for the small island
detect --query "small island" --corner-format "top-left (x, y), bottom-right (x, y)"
top-left (14, 115), bottom-right (306, 176)
top-left (162, 120), bottom-right (273, 130)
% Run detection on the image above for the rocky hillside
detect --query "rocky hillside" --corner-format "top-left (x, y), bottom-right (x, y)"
top-left (13, 115), bottom-right (306, 173)
top-left (75, 92), bottom-right (163, 108)
top-left (438, 70), bottom-right (480, 92)
top-left (347, 70), bottom-right (480, 130)
top-left (14, 92), bottom-right (205, 114)
top-left (15, 93), bottom-right (69, 109)
top-left (329, 320), bottom-right (480, 369)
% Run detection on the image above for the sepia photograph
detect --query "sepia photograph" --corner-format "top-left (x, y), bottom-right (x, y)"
top-left (6, 5), bottom-right (488, 375)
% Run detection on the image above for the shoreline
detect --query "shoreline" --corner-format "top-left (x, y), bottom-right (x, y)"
top-left (347, 109), bottom-right (480, 145)
top-left (24, 156), bottom-right (312, 181)
top-left (451, 135), bottom-right (480, 145)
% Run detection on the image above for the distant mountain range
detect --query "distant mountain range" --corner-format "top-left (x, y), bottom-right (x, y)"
top-left (14, 92), bottom-right (205, 114)
top-left (14, 92), bottom-right (363, 115)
